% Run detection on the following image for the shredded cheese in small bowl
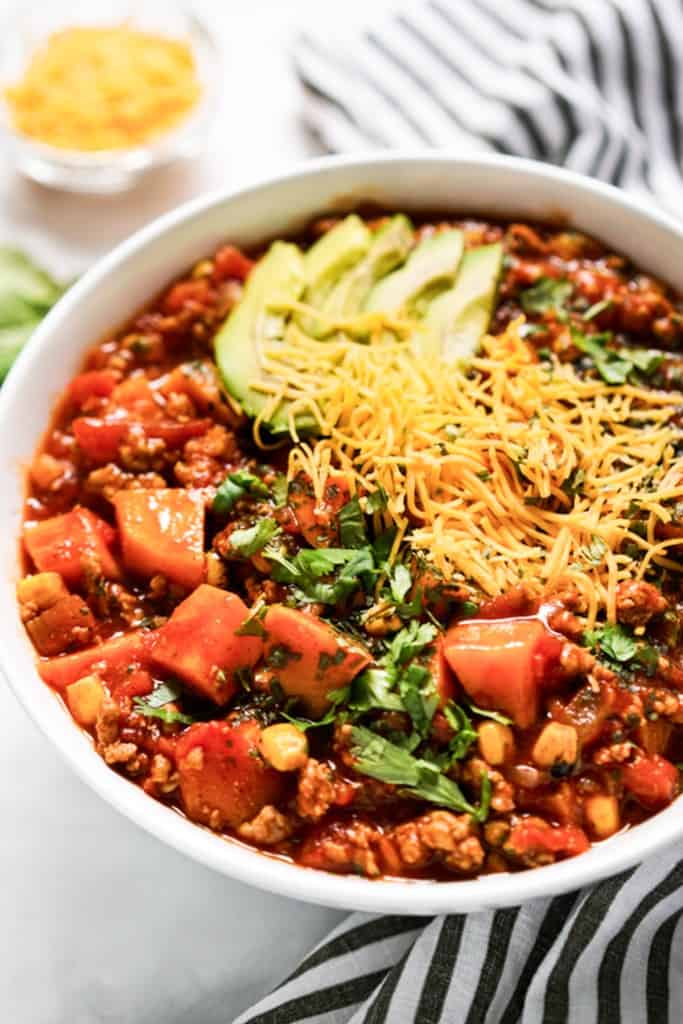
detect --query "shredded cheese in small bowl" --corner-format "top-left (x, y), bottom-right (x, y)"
top-left (0, 3), bottom-right (219, 193)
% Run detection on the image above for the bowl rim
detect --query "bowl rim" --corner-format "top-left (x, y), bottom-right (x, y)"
top-left (3, 150), bottom-right (683, 915)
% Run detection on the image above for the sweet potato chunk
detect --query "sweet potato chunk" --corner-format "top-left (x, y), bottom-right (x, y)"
top-left (24, 507), bottom-right (120, 586)
top-left (113, 488), bottom-right (205, 590)
top-left (151, 585), bottom-right (261, 703)
top-left (176, 720), bottom-right (284, 829)
top-left (443, 617), bottom-right (564, 728)
top-left (40, 629), bottom-right (155, 691)
top-left (262, 605), bottom-right (371, 717)
top-left (26, 594), bottom-right (95, 656)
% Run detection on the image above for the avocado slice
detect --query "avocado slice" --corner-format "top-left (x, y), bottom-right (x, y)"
top-left (300, 215), bottom-right (372, 337)
top-left (214, 241), bottom-right (306, 434)
top-left (319, 215), bottom-right (414, 329)
top-left (364, 229), bottom-right (464, 315)
top-left (421, 243), bottom-right (504, 363)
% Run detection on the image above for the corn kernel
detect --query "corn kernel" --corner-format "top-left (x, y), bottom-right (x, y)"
top-left (477, 721), bottom-right (515, 766)
top-left (532, 722), bottom-right (578, 769)
top-left (259, 724), bottom-right (309, 772)
top-left (584, 794), bottom-right (620, 838)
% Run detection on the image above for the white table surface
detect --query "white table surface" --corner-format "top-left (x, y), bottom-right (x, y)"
top-left (0, 2), bottom-right (393, 1020)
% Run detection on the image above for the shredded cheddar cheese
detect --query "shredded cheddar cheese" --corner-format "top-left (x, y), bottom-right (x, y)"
top-left (251, 311), bottom-right (683, 624)
top-left (4, 25), bottom-right (201, 151)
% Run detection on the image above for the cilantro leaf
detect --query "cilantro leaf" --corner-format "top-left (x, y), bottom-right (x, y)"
top-left (282, 686), bottom-right (350, 731)
top-left (213, 470), bottom-right (269, 516)
top-left (229, 519), bottom-right (280, 557)
top-left (389, 563), bottom-right (412, 605)
top-left (339, 497), bottom-right (368, 548)
top-left (267, 545), bottom-right (374, 605)
top-left (399, 663), bottom-right (439, 738)
top-left (386, 621), bottom-right (437, 668)
top-left (583, 535), bottom-right (608, 566)
top-left (573, 330), bottom-right (663, 386)
top-left (466, 703), bottom-right (513, 726)
top-left (520, 277), bottom-right (572, 315)
top-left (133, 679), bottom-right (194, 725)
top-left (584, 622), bottom-right (637, 664)
top-left (443, 702), bottom-right (477, 762)
top-left (583, 299), bottom-right (612, 321)
top-left (365, 487), bottom-right (388, 514)
top-left (350, 726), bottom-right (478, 816)
top-left (349, 668), bottom-right (405, 714)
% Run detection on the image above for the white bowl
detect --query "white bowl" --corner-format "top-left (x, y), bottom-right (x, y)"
top-left (2, 154), bottom-right (682, 915)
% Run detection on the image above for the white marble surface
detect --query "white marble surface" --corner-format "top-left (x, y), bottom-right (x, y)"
top-left (0, 2), bottom-right (391, 1020)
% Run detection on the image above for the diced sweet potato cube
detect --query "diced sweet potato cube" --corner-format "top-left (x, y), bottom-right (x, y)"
top-left (26, 595), bottom-right (96, 656)
top-left (151, 585), bottom-right (261, 703)
top-left (176, 720), bottom-right (284, 829)
top-left (113, 488), bottom-right (205, 590)
top-left (443, 617), bottom-right (563, 728)
top-left (24, 508), bottom-right (120, 586)
top-left (261, 605), bottom-right (371, 717)
top-left (40, 629), bottom-right (155, 691)
top-left (66, 674), bottom-right (106, 726)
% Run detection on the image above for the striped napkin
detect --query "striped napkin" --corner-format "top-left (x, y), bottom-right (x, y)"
top-left (237, 2), bottom-right (683, 1020)
top-left (293, 0), bottom-right (683, 217)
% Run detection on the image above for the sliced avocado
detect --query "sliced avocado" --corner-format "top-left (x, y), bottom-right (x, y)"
top-left (300, 215), bottom-right (372, 337)
top-left (421, 243), bottom-right (504, 363)
top-left (214, 241), bottom-right (307, 434)
top-left (319, 215), bottom-right (414, 329)
top-left (364, 229), bottom-right (464, 315)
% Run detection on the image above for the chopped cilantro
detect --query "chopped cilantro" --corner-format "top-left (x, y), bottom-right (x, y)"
top-left (443, 702), bottom-right (477, 762)
top-left (398, 663), bottom-right (439, 738)
top-left (350, 726), bottom-right (479, 816)
top-left (133, 679), bottom-right (194, 725)
top-left (339, 496), bottom-right (368, 548)
top-left (229, 519), bottom-right (280, 557)
top-left (272, 473), bottom-right (289, 508)
top-left (349, 668), bottom-right (405, 714)
top-left (388, 563), bottom-right (412, 605)
top-left (573, 329), bottom-right (663, 385)
top-left (213, 469), bottom-right (269, 515)
top-left (583, 535), bottom-right (608, 566)
top-left (583, 299), bottom-right (612, 321)
top-left (266, 545), bottom-right (374, 605)
top-left (520, 277), bottom-right (572, 315)
top-left (364, 487), bottom-right (389, 514)
top-left (386, 621), bottom-right (437, 669)
top-left (467, 703), bottom-right (513, 726)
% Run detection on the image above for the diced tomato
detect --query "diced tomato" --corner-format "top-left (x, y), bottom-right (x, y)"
top-left (73, 417), bottom-right (129, 463)
top-left (151, 585), bottom-right (261, 703)
top-left (443, 617), bottom-right (564, 728)
top-left (26, 595), bottom-right (96, 656)
top-left (505, 820), bottom-right (590, 860)
top-left (144, 418), bottom-right (211, 446)
top-left (40, 629), bottom-right (156, 691)
top-left (116, 668), bottom-right (154, 700)
top-left (163, 279), bottom-right (215, 314)
top-left (176, 720), bottom-right (284, 828)
top-left (288, 471), bottom-right (351, 547)
top-left (113, 489), bottom-right (205, 590)
top-left (261, 605), bottom-right (371, 717)
top-left (212, 245), bottom-right (255, 284)
top-left (111, 376), bottom-right (160, 416)
top-left (622, 755), bottom-right (679, 809)
top-left (24, 507), bottom-right (120, 586)
top-left (69, 370), bottom-right (118, 407)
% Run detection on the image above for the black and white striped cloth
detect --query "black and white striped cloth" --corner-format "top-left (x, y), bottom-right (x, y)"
top-left (236, 2), bottom-right (683, 1020)
top-left (293, 0), bottom-right (683, 218)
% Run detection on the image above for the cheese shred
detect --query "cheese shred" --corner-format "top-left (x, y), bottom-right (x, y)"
top-left (252, 311), bottom-right (683, 624)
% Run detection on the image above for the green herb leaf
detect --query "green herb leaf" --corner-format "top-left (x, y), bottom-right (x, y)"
top-left (399, 663), bottom-right (439, 738)
top-left (267, 545), bottom-right (375, 605)
top-left (365, 487), bottom-right (388, 514)
top-left (350, 726), bottom-right (477, 815)
top-left (349, 668), bottom-right (405, 714)
top-left (213, 470), bottom-right (269, 516)
top-left (132, 704), bottom-right (195, 725)
top-left (443, 702), bottom-right (477, 761)
top-left (520, 277), bottom-right (572, 315)
top-left (583, 299), bottom-right (612, 321)
top-left (584, 622), bottom-right (638, 664)
top-left (466, 703), bottom-right (513, 726)
top-left (282, 686), bottom-right (349, 731)
top-left (133, 679), bottom-right (194, 724)
top-left (230, 519), bottom-right (280, 557)
top-left (339, 496), bottom-right (368, 548)
top-left (386, 621), bottom-right (437, 669)
top-left (389, 563), bottom-right (412, 605)
top-left (583, 535), bottom-right (608, 566)
top-left (272, 473), bottom-right (289, 508)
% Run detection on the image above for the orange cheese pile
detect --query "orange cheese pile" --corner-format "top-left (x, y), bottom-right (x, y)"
top-left (4, 24), bottom-right (201, 151)
top-left (252, 313), bottom-right (683, 624)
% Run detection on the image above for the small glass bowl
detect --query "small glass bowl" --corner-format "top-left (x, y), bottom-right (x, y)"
top-left (0, 1), bottom-right (221, 194)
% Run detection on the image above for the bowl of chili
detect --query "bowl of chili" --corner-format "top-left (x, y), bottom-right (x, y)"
top-left (2, 153), bottom-right (683, 914)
